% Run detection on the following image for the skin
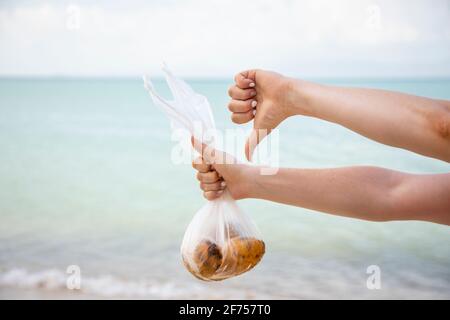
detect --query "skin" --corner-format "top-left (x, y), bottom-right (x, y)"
top-left (192, 70), bottom-right (450, 225)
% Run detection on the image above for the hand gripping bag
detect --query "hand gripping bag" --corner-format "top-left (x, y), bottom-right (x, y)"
top-left (143, 66), bottom-right (265, 281)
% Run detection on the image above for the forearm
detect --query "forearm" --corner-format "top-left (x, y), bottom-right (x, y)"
top-left (289, 80), bottom-right (450, 162)
top-left (243, 166), bottom-right (450, 224)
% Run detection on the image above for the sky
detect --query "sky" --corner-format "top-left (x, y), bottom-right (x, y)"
top-left (0, 0), bottom-right (449, 78)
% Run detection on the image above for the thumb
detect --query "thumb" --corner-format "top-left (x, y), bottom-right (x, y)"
top-left (245, 128), bottom-right (271, 162)
top-left (191, 136), bottom-right (220, 164)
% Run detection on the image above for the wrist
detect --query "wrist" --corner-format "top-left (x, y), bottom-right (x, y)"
top-left (232, 165), bottom-right (259, 200)
top-left (284, 78), bottom-right (317, 118)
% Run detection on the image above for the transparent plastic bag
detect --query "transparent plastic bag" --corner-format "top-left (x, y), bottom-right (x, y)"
top-left (143, 65), bottom-right (265, 281)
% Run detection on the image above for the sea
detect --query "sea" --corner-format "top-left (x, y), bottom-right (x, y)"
top-left (0, 77), bottom-right (449, 299)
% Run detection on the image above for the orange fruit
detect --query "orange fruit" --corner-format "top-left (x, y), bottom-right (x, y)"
top-left (217, 237), bottom-right (265, 278)
top-left (183, 239), bottom-right (222, 280)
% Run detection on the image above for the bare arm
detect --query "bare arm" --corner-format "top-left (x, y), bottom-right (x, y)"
top-left (290, 80), bottom-right (450, 162)
top-left (191, 138), bottom-right (450, 226)
top-left (243, 166), bottom-right (450, 225)
top-left (227, 70), bottom-right (450, 162)
top-left (196, 72), bottom-right (450, 225)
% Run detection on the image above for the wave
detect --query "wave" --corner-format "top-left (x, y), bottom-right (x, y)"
top-left (0, 268), bottom-right (239, 299)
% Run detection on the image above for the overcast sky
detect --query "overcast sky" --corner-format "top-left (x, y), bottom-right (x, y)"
top-left (0, 0), bottom-right (449, 78)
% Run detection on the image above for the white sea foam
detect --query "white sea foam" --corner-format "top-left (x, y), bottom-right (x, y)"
top-left (0, 268), bottom-right (228, 299)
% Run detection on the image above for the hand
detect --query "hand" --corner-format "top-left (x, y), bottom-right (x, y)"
top-left (227, 70), bottom-right (302, 161)
top-left (191, 137), bottom-right (252, 201)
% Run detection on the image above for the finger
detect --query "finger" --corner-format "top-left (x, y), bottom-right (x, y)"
top-left (191, 136), bottom-right (218, 164)
top-left (228, 85), bottom-right (257, 100)
top-left (228, 99), bottom-right (257, 113)
top-left (231, 110), bottom-right (255, 124)
top-left (200, 181), bottom-right (226, 192)
top-left (192, 157), bottom-right (211, 173)
top-left (238, 70), bottom-right (258, 83)
top-left (245, 128), bottom-right (271, 162)
top-left (234, 72), bottom-right (255, 89)
top-left (204, 190), bottom-right (224, 201)
top-left (196, 171), bottom-right (220, 183)
top-left (191, 136), bottom-right (206, 156)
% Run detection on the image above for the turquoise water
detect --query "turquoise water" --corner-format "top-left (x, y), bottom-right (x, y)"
top-left (0, 77), bottom-right (449, 299)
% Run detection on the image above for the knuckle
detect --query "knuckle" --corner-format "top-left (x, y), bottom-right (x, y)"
top-left (237, 114), bottom-right (249, 124)
top-left (227, 85), bottom-right (234, 97)
top-left (204, 192), bottom-right (212, 200)
top-left (240, 100), bottom-right (252, 112)
top-left (208, 172), bottom-right (217, 181)
top-left (235, 90), bottom-right (243, 99)
top-left (233, 116), bottom-right (243, 124)
top-left (235, 113), bottom-right (249, 124)
top-left (227, 101), bottom-right (234, 112)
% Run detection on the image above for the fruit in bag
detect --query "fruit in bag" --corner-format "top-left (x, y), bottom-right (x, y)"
top-left (221, 237), bottom-right (265, 274)
top-left (182, 234), bottom-right (265, 281)
top-left (144, 65), bottom-right (265, 281)
top-left (190, 239), bottom-right (223, 279)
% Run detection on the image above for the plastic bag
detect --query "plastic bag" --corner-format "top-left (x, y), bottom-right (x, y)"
top-left (143, 65), bottom-right (265, 281)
